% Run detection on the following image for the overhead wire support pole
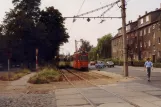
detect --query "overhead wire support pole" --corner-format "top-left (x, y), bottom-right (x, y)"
top-left (121, 0), bottom-right (128, 76)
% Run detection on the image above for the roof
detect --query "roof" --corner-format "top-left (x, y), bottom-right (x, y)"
top-left (111, 34), bottom-right (122, 40)
top-left (138, 9), bottom-right (161, 20)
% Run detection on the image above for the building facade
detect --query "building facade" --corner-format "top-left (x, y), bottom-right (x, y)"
top-left (112, 8), bottom-right (161, 62)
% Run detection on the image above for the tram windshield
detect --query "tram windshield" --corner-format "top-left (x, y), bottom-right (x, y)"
top-left (80, 55), bottom-right (88, 61)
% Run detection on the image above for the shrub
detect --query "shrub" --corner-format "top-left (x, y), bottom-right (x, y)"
top-left (28, 68), bottom-right (61, 84)
top-left (156, 58), bottom-right (161, 63)
top-left (153, 63), bottom-right (161, 68)
top-left (132, 60), bottom-right (145, 67)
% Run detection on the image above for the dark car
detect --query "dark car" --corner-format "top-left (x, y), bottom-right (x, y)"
top-left (106, 61), bottom-right (114, 67)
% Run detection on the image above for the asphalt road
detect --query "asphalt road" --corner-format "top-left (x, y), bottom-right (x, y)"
top-left (89, 65), bottom-right (161, 89)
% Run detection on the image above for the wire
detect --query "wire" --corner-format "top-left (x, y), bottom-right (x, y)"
top-left (75, 0), bottom-right (120, 17)
top-left (106, 0), bottom-right (132, 18)
top-left (69, 0), bottom-right (87, 33)
top-left (100, 3), bottom-right (117, 17)
top-left (77, 0), bottom-right (86, 15)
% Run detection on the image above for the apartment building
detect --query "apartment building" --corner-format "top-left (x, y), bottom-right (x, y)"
top-left (112, 7), bottom-right (161, 62)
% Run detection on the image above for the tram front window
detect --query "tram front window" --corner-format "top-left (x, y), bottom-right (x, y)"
top-left (80, 55), bottom-right (88, 61)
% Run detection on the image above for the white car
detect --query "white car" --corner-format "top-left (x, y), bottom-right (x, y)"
top-left (106, 61), bottom-right (114, 67)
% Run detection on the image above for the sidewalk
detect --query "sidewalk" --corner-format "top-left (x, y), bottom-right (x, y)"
top-left (117, 66), bottom-right (161, 73)
top-left (55, 70), bottom-right (161, 107)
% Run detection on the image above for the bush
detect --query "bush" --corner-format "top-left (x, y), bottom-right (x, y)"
top-left (153, 63), bottom-right (161, 68)
top-left (111, 59), bottom-right (123, 66)
top-left (132, 60), bottom-right (145, 67)
top-left (156, 58), bottom-right (161, 63)
top-left (28, 68), bottom-right (61, 84)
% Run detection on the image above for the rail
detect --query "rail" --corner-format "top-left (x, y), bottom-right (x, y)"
top-left (65, 69), bottom-right (141, 107)
top-left (59, 69), bottom-right (96, 107)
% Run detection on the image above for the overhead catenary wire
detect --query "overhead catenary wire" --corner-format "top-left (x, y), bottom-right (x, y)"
top-left (68, 0), bottom-right (87, 33)
top-left (74, 0), bottom-right (120, 18)
top-left (98, 0), bottom-right (132, 23)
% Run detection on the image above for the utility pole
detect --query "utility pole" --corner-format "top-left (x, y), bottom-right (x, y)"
top-left (121, 0), bottom-right (128, 76)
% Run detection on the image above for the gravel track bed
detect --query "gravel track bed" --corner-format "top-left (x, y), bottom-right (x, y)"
top-left (0, 93), bottom-right (55, 107)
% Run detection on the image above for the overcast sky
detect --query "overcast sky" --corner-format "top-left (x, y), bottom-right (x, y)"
top-left (0, 0), bottom-right (161, 54)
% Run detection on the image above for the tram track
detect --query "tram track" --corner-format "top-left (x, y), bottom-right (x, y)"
top-left (60, 69), bottom-right (141, 107)
top-left (59, 69), bottom-right (96, 107)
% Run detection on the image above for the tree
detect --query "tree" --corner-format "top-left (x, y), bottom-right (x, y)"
top-left (88, 47), bottom-right (98, 61)
top-left (97, 34), bottom-right (112, 59)
top-left (1, 0), bottom-right (69, 68)
top-left (79, 39), bottom-right (93, 52)
top-left (2, 0), bottom-right (41, 67)
top-left (37, 7), bottom-right (69, 63)
top-left (88, 33), bottom-right (112, 61)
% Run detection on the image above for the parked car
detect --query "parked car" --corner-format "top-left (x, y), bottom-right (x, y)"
top-left (90, 61), bottom-right (96, 66)
top-left (95, 61), bottom-right (106, 69)
top-left (106, 61), bottom-right (114, 67)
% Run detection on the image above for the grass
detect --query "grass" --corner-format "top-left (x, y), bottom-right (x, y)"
top-left (28, 68), bottom-right (61, 84)
top-left (0, 69), bottom-right (30, 81)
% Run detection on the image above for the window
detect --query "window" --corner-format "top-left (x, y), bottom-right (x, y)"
top-left (158, 37), bottom-right (161, 44)
top-left (80, 55), bottom-right (88, 61)
top-left (144, 42), bottom-right (146, 48)
top-left (146, 15), bottom-right (149, 22)
top-left (149, 52), bottom-right (151, 57)
top-left (119, 29), bottom-right (122, 34)
top-left (148, 27), bottom-right (151, 33)
top-left (153, 33), bottom-right (156, 38)
top-left (140, 30), bottom-right (142, 36)
top-left (153, 24), bottom-right (155, 29)
top-left (126, 25), bottom-right (130, 31)
top-left (144, 28), bottom-right (146, 35)
top-left (140, 42), bottom-right (142, 47)
top-left (148, 40), bottom-right (151, 46)
top-left (141, 18), bottom-right (143, 24)
top-left (158, 51), bottom-right (160, 57)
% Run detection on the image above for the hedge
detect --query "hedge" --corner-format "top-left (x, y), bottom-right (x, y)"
top-left (153, 63), bottom-right (161, 68)
top-left (112, 59), bottom-right (161, 68)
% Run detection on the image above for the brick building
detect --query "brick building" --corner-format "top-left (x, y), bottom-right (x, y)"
top-left (112, 7), bottom-right (161, 62)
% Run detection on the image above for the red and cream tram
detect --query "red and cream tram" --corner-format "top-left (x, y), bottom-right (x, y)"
top-left (70, 51), bottom-right (88, 70)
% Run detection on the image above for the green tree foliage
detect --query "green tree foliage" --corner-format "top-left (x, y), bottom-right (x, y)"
top-left (88, 47), bottom-right (98, 61)
top-left (88, 34), bottom-right (112, 61)
top-left (0, 0), bottom-right (69, 68)
top-left (79, 39), bottom-right (93, 52)
top-left (97, 34), bottom-right (112, 59)
top-left (37, 7), bottom-right (69, 62)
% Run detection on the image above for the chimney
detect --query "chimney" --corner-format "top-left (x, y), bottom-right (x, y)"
top-left (131, 20), bottom-right (132, 23)
top-left (129, 21), bottom-right (130, 24)
top-left (139, 15), bottom-right (141, 18)
top-left (145, 11), bottom-right (148, 14)
top-left (156, 8), bottom-right (158, 10)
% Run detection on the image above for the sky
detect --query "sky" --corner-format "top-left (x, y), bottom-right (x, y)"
top-left (0, 0), bottom-right (161, 55)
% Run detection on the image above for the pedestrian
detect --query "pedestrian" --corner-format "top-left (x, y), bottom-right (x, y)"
top-left (144, 58), bottom-right (153, 82)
